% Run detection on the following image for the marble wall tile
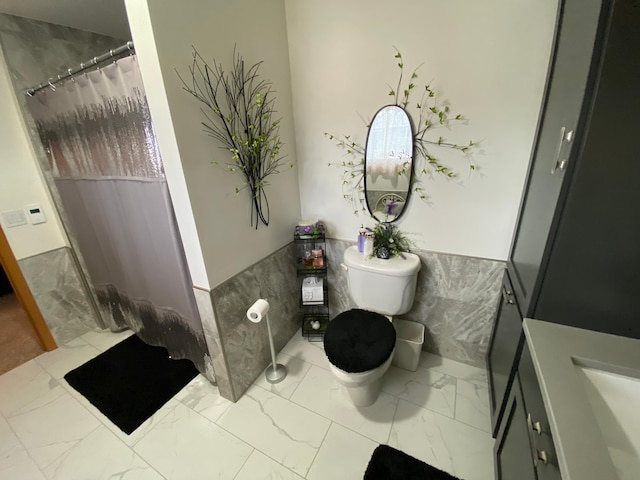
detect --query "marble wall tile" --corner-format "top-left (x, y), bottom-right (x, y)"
top-left (325, 239), bottom-right (357, 319)
top-left (18, 248), bottom-right (99, 345)
top-left (193, 287), bottom-right (228, 394)
top-left (211, 243), bottom-right (299, 401)
top-left (325, 239), bottom-right (504, 367)
top-left (408, 251), bottom-right (504, 367)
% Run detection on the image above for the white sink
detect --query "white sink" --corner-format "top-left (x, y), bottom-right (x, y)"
top-left (574, 362), bottom-right (640, 480)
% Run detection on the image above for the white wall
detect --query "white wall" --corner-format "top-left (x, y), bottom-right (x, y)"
top-left (125, 0), bottom-right (300, 288)
top-left (0, 48), bottom-right (67, 259)
top-left (286, 0), bottom-right (559, 260)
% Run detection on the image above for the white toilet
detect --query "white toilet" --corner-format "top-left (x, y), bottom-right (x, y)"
top-left (324, 245), bottom-right (421, 407)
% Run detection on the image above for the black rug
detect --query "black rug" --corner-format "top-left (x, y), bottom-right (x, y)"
top-left (364, 445), bottom-right (462, 480)
top-left (64, 334), bottom-right (198, 434)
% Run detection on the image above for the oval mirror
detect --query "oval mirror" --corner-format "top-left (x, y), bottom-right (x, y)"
top-left (364, 105), bottom-right (413, 222)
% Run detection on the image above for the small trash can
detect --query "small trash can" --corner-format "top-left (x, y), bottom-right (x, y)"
top-left (391, 318), bottom-right (425, 371)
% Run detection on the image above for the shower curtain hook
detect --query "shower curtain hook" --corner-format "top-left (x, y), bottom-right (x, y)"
top-left (68, 68), bottom-right (75, 82)
top-left (47, 79), bottom-right (56, 91)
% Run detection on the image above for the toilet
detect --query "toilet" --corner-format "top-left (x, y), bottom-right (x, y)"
top-left (324, 245), bottom-right (421, 406)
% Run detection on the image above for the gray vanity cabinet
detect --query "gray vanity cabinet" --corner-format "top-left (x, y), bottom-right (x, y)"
top-left (495, 343), bottom-right (561, 480)
top-left (487, 271), bottom-right (524, 436)
top-left (488, 0), bottom-right (604, 437)
top-left (509, 0), bottom-right (640, 338)
top-left (494, 376), bottom-right (536, 480)
top-left (489, 0), bottom-right (640, 451)
top-left (490, 0), bottom-right (640, 477)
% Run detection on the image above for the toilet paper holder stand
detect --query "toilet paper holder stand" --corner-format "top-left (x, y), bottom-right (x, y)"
top-left (247, 299), bottom-right (287, 384)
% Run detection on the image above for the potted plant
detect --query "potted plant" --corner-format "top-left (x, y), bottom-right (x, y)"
top-left (295, 221), bottom-right (324, 239)
top-left (369, 222), bottom-right (414, 259)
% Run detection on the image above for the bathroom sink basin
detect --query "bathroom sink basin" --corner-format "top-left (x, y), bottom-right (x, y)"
top-left (524, 319), bottom-right (640, 480)
top-left (573, 362), bottom-right (640, 480)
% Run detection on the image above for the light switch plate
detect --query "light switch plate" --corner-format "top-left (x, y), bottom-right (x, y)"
top-left (1, 209), bottom-right (28, 228)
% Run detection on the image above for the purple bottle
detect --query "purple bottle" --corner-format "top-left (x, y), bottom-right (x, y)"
top-left (357, 226), bottom-right (366, 253)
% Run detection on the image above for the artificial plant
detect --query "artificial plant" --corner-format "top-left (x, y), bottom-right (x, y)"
top-left (369, 222), bottom-right (415, 259)
top-left (177, 48), bottom-right (292, 228)
top-left (326, 49), bottom-right (477, 215)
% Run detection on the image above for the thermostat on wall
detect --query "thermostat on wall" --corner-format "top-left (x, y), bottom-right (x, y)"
top-left (26, 204), bottom-right (46, 225)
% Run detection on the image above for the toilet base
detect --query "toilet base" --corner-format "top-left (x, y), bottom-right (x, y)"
top-left (341, 378), bottom-right (382, 407)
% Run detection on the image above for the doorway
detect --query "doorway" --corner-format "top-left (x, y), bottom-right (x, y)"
top-left (0, 226), bottom-right (56, 375)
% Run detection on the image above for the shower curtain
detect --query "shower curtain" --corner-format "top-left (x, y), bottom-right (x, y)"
top-left (26, 55), bottom-right (214, 382)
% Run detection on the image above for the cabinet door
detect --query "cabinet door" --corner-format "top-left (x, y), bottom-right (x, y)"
top-left (509, 0), bottom-right (604, 314)
top-left (494, 375), bottom-right (537, 480)
top-left (487, 271), bottom-right (523, 437)
top-left (535, 0), bottom-right (640, 339)
top-left (519, 344), bottom-right (562, 480)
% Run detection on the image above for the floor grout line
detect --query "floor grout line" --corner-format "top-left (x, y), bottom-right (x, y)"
top-left (0, 331), bottom-right (494, 480)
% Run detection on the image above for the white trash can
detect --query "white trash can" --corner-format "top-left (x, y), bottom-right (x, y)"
top-left (391, 318), bottom-right (425, 371)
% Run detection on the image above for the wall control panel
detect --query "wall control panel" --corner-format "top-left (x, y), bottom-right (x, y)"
top-left (26, 204), bottom-right (46, 225)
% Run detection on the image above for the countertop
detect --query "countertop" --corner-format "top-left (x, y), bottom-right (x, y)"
top-left (523, 318), bottom-right (640, 480)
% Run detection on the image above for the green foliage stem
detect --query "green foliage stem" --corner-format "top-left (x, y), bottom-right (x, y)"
top-left (177, 47), bottom-right (292, 228)
top-left (327, 48), bottom-right (478, 212)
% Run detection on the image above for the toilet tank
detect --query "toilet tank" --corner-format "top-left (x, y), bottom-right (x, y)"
top-left (343, 245), bottom-right (421, 315)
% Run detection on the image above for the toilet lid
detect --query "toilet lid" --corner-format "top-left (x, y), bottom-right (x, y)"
top-left (324, 309), bottom-right (396, 373)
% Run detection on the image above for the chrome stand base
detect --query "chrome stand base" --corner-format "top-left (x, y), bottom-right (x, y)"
top-left (265, 364), bottom-right (287, 384)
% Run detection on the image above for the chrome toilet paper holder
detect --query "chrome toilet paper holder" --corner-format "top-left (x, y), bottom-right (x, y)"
top-left (247, 299), bottom-right (287, 384)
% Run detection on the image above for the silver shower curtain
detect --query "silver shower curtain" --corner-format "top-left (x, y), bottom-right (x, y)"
top-left (26, 55), bottom-right (213, 381)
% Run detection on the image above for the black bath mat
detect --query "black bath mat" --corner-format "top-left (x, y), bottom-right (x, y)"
top-left (64, 334), bottom-right (198, 434)
top-left (364, 444), bottom-right (462, 480)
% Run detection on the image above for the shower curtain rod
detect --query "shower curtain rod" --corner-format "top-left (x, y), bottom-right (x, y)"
top-left (26, 41), bottom-right (134, 96)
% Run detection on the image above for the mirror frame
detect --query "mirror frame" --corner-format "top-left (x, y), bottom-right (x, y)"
top-left (364, 104), bottom-right (414, 223)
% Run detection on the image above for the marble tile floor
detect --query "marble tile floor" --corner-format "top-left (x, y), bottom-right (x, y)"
top-left (0, 329), bottom-right (495, 480)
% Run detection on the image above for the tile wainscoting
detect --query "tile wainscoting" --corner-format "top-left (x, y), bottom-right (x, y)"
top-left (206, 243), bottom-right (300, 401)
top-left (327, 239), bottom-right (504, 367)
top-left (17, 247), bottom-right (101, 345)
top-left (206, 238), bottom-right (502, 402)
top-left (13, 238), bottom-right (500, 403)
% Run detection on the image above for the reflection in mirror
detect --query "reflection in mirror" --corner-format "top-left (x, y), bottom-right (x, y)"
top-left (365, 105), bottom-right (413, 222)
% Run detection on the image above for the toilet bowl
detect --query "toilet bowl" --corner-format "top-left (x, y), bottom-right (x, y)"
top-left (323, 246), bottom-right (421, 407)
top-left (324, 309), bottom-right (396, 406)
top-left (329, 350), bottom-right (395, 407)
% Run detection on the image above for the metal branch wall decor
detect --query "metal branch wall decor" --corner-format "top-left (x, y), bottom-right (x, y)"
top-left (178, 48), bottom-right (292, 228)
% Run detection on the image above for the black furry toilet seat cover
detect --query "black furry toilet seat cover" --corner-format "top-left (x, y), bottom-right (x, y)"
top-left (324, 309), bottom-right (396, 373)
